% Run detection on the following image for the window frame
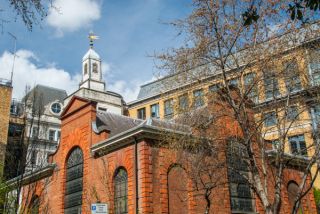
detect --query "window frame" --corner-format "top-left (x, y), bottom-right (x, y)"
top-left (84, 63), bottom-right (88, 75)
top-left (308, 48), bottom-right (320, 86)
top-left (228, 78), bottom-right (240, 89)
top-left (288, 135), bottom-right (307, 156)
top-left (92, 62), bottom-right (98, 73)
top-left (263, 111), bottom-right (277, 127)
top-left (227, 138), bottom-right (255, 213)
top-left (286, 106), bottom-right (299, 121)
top-left (244, 73), bottom-right (258, 103)
top-left (283, 60), bottom-right (302, 93)
top-left (164, 99), bottom-right (174, 119)
top-left (193, 89), bottom-right (205, 108)
top-left (114, 168), bottom-right (128, 214)
top-left (51, 102), bottom-right (62, 114)
top-left (64, 147), bottom-right (83, 214)
top-left (311, 104), bottom-right (320, 129)
top-left (209, 83), bottom-right (222, 93)
top-left (32, 127), bottom-right (39, 139)
top-left (150, 103), bottom-right (160, 118)
top-left (263, 71), bottom-right (280, 100)
top-left (30, 150), bottom-right (37, 165)
top-left (137, 108), bottom-right (146, 120)
top-left (178, 94), bottom-right (189, 111)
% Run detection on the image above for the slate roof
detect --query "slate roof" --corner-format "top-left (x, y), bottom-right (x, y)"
top-left (22, 84), bottom-right (67, 112)
top-left (136, 64), bottom-right (216, 101)
top-left (94, 112), bottom-right (144, 138)
top-left (93, 111), bottom-right (191, 138)
top-left (83, 48), bottom-right (100, 61)
top-left (132, 22), bottom-right (320, 103)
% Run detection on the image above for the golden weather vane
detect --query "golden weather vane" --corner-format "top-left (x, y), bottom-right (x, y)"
top-left (88, 31), bottom-right (99, 48)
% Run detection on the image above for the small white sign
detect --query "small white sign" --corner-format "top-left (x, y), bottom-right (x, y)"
top-left (91, 203), bottom-right (108, 214)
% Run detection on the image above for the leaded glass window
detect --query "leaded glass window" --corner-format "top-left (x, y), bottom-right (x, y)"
top-left (64, 147), bottom-right (83, 214)
top-left (114, 168), bottom-right (128, 214)
top-left (227, 138), bottom-right (254, 213)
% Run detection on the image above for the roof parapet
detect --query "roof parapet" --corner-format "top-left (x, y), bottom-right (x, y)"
top-left (0, 78), bottom-right (12, 87)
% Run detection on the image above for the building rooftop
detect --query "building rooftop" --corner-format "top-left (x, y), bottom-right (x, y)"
top-left (94, 111), bottom-right (191, 138)
top-left (22, 84), bottom-right (67, 113)
top-left (0, 78), bottom-right (12, 87)
top-left (130, 22), bottom-right (320, 105)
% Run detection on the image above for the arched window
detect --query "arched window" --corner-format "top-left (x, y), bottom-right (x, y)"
top-left (227, 138), bottom-right (254, 213)
top-left (64, 147), bottom-right (83, 214)
top-left (29, 195), bottom-right (40, 214)
top-left (92, 62), bottom-right (98, 73)
top-left (84, 63), bottom-right (88, 75)
top-left (287, 181), bottom-right (303, 212)
top-left (168, 165), bottom-right (189, 214)
top-left (114, 168), bottom-right (128, 214)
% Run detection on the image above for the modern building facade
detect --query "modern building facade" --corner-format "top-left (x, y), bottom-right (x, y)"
top-left (127, 28), bottom-right (320, 187)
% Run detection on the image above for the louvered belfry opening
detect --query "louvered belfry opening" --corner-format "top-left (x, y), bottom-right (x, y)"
top-left (64, 147), bottom-right (83, 214)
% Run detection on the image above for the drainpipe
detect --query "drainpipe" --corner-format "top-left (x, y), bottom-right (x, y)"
top-left (134, 137), bottom-right (139, 214)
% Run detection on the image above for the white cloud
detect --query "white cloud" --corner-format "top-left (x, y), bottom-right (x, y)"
top-left (101, 62), bottom-right (144, 102)
top-left (107, 80), bottom-right (142, 103)
top-left (0, 49), bottom-right (141, 102)
top-left (46, 0), bottom-right (101, 35)
top-left (0, 50), bottom-right (80, 99)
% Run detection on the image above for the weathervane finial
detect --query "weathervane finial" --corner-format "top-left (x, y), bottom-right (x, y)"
top-left (88, 31), bottom-right (99, 48)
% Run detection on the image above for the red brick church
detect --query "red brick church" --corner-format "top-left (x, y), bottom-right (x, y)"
top-left (15, 94), bottom-right (316, 214)
top-left (10, 40), bottom-right (317, 214)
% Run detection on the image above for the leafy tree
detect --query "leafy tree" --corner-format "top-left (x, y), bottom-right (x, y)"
top-left (6, 0), bottom-right (48, 30)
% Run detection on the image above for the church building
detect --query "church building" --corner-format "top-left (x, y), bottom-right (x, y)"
top-left (7, 35), bottom-right (318, 214)
top-left (64, 32), bottom-right (125, 115)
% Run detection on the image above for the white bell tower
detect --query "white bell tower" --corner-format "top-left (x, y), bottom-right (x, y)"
top-left (64, 32), bottom-right (124, 115)
top-left (79, 32), bottom-right (105, 91)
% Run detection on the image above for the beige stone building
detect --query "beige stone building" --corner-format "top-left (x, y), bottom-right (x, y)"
top-left (127, 30), bottom-right (320, 188)
top-left (0, 78), bottom-right (12, 174)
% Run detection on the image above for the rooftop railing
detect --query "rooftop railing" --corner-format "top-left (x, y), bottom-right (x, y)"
top-left (0, 78), bottom-right (12, 87)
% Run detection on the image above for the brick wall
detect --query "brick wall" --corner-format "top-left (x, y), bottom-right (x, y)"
top-left (0, 84), bottom-right (12, 172)
top-left (21, 96), bottom-right (317, 214)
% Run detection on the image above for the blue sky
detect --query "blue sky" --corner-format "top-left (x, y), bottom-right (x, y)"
top-left (0, 0), bottom-right (191, 101)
